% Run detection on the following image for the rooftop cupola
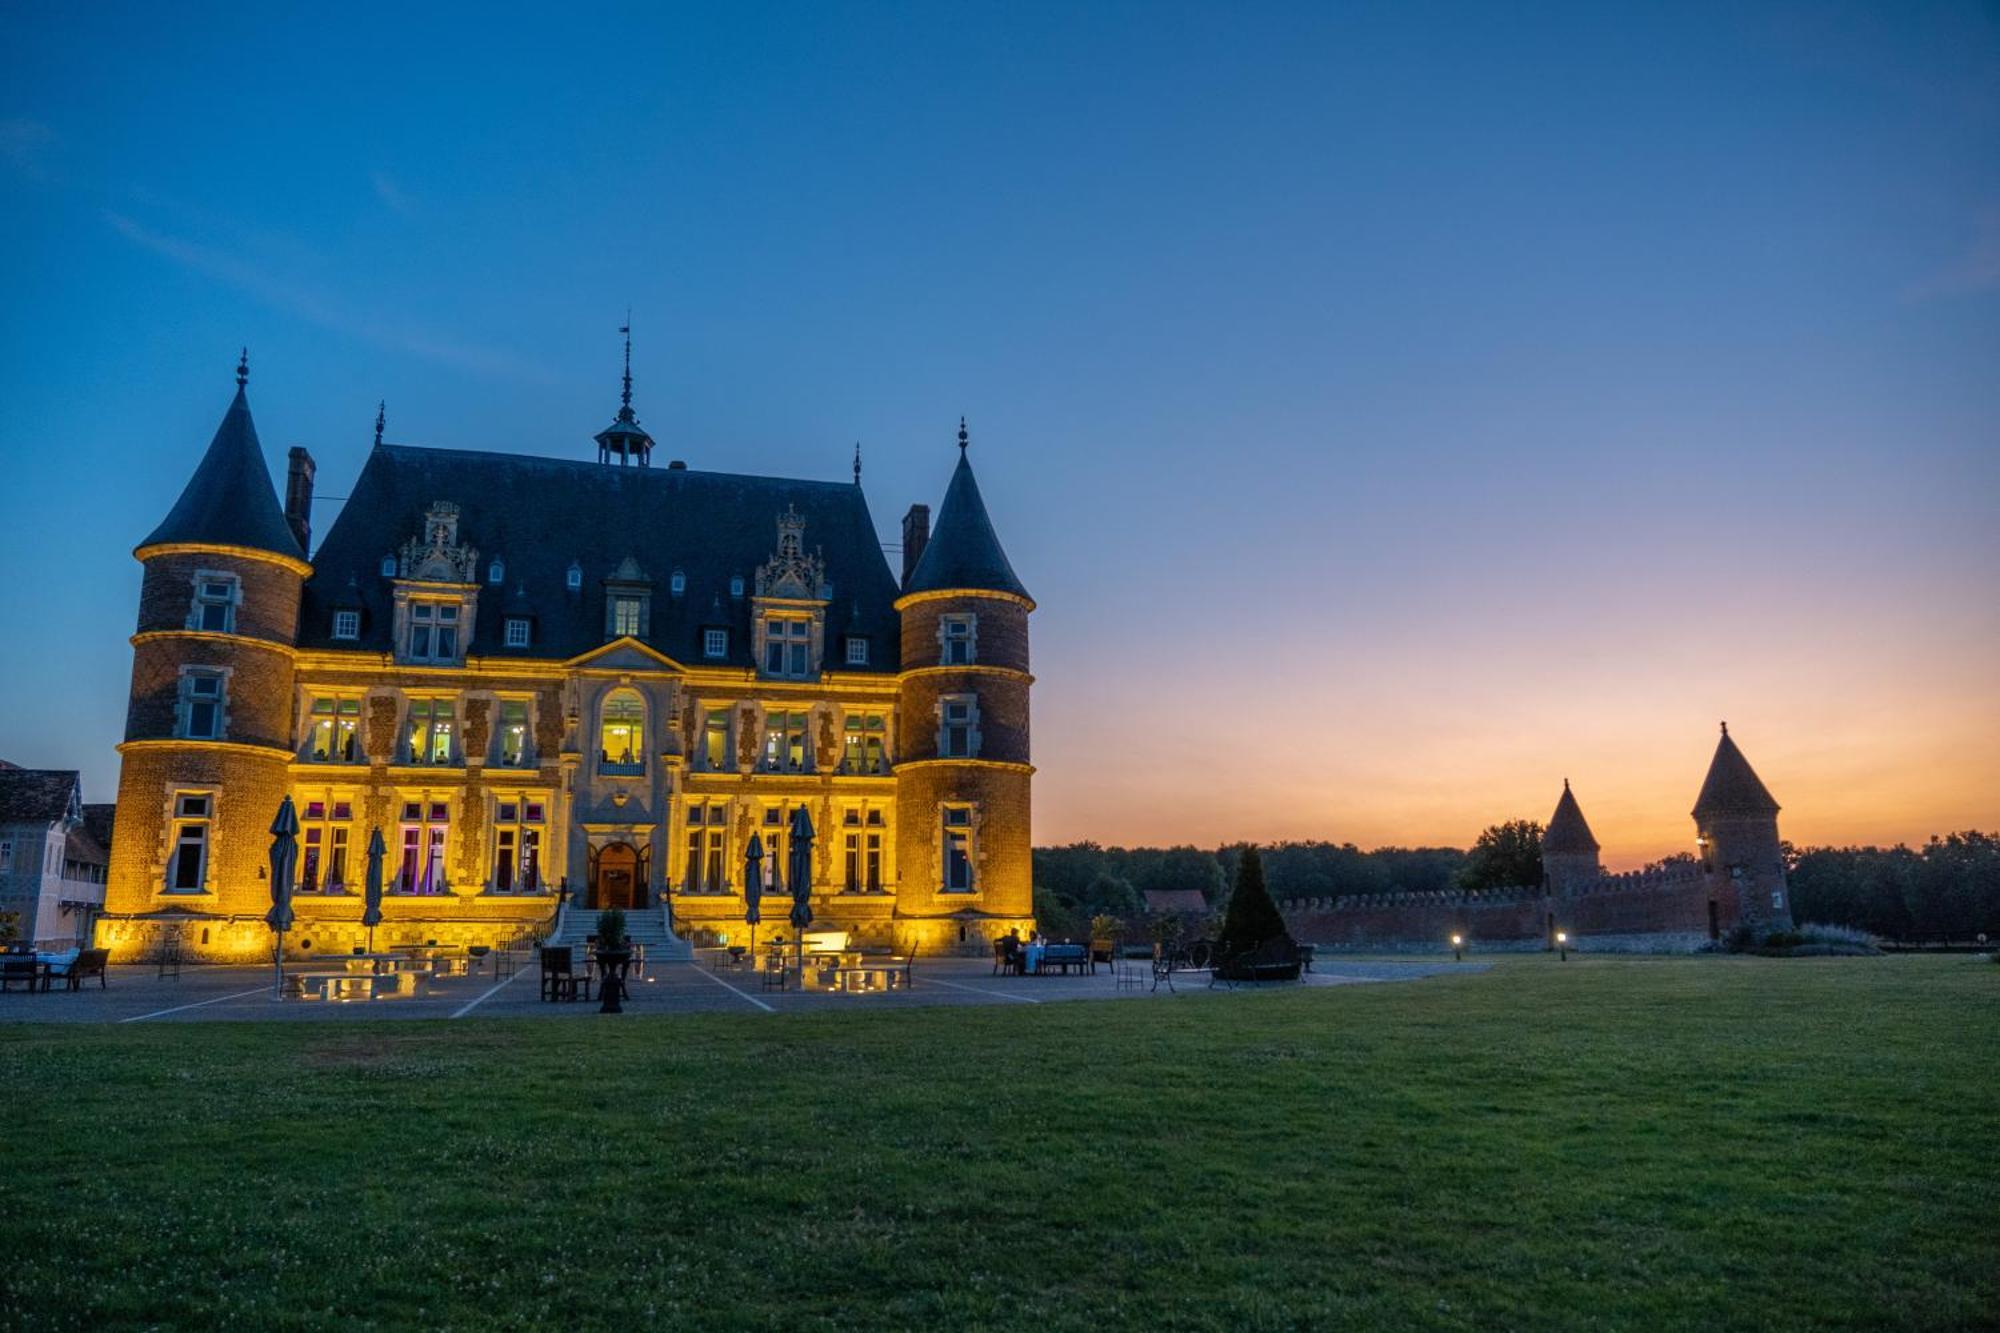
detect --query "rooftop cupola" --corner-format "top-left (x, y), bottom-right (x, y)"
top-left (901, 417), bottom-right (1030, 602)
top-left (138, 350), bottom-right (306, 565)
top-left (594, 317), bottom-right (654, 467)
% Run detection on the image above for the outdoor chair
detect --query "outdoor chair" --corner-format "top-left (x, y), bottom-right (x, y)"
top-left (51, 949), bottom-right (107, 991)
top-left (992, 939), bottom-right (1024, 975)
top-left (0, 956), bottom-right (44, 994)
top-left (539, 947), bottom-right (592, 1002)
top-left (759, 958), bottom-right (789, 991)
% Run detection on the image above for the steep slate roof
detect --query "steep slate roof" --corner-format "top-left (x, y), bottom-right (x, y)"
top-left (0, 769), bottom-right (81, 825)
top-left (903, 450), bottom-right (1029, 601)
top-left (1541, 781), bottom-right (1600, 854)
top-left (298, 445), bottom-right (903, 670)
top-left (140, 384), bottom-right (305, 561)
top-left (1692, 726), bottom-right (1780, 819)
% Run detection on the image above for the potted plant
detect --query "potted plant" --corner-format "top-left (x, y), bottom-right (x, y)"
top-left (594, 908), bottom-right (632, 1013)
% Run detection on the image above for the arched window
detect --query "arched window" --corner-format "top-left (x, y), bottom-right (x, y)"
top-left (599, 689), bottom-right (645, 773)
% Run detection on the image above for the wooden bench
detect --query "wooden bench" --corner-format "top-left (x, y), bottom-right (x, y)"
top-left (48, 949), bottom-right (108, 991)
top-left (1035, 943), bottom-right (1094, 975)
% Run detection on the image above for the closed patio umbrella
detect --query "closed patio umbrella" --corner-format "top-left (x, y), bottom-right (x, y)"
top-left (787, 806), bottom-right (815, 977)
top-left (743, 833), bottom-right (764, 958)
top-left (266, 796), bottom-right (300, 1000)
top-left (361, 827), bottom-right (386, 954)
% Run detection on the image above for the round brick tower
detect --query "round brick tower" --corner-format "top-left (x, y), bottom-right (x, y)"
top-left (98, 355), bottom-right (311, 962)
top-left (893, 420), bottom-right (1034, 954)
top-left (1692, 722), bottom-right (1795, 939)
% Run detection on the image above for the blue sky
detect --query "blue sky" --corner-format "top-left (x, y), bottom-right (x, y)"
top-left (2, 2), bottom-right (1995, 858)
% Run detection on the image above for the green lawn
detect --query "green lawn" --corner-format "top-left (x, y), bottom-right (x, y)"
top-left (3, 958), bottom-right (1996, 1331)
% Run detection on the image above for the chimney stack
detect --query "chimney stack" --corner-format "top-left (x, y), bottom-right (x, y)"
top-left (284, 446), bottom-right (316, 555)
top-left (900, 504), bottom-right (930, 588)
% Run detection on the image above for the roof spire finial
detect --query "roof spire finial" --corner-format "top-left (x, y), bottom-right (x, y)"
top-left (374, 400), bottom-right (386, 448)
top-left (1563, 777), bottom-right (1570, 791)
top-left (619, 310), bottom-right (633, 413)
top-left (1720, 720), bottom-right (1729, 737)
top-left (957, 415), bottom-right (969, 454)
top-left (853, 441), bottom-right (862, 485)
top-left (236, 348), bottom-right (248, 388)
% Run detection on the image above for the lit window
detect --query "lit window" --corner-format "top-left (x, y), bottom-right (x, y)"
top-left (488, 559), bottom-right (505, 585)
top-left (670, 569), bottom-right (686, 596)
top-left (845, 637), bottom-right (868, 666)
top-left (381, 555), bottom-right (398, 577)
top-left (763, 618), bottom-right (811, 677)
top-left (683, 801), bottom-right (728, 893)
top-left (305, 696), bottom-right (362, 762)
top-left (498, 699), bottom-right (530, 766)
top-left (406, 698), bottom-right (457, 765)
top-left (492, 798), bottom-right (544, 892)
top-left (704, 628), bottom-right (727, 659)
top-left (843, 806), bottom-right (886, 893)
top-left (407, 601), bottom-right (461, 663)
top-left (395, 800), bottom-right (450, 893)
top-left (167, 792), bottom-right (213, 892)
top-left (613, 596), bottom-right (643, 637)
top-left (702, 709), bottom-right (731, 771)
top-left (940, 614), bottom-right (976, 665)
top-left (940, 694), bottom-right (979, 758)
top-left (600, 689), bottom-right (645, 772)
top-left (760, 806), bottom-right (791, 892)
top-left (504, 618), bottom-right (530, 648)
top-left (942, 806), bottom-right (975, 892)
top-left (332, 610), bottom-right (360, 640)
top-left (298, 798), bottom-right (354, 893)
top-left (842, 712), bottom-right (887, 774)
top-left (567, 562), bottom-right (583, 591)
top-left (762, 711), bottom-right (809, 773)
top-left (191, 574), bottom-right (238, 634)
top-left (179, 670), bottom-right (226, 740)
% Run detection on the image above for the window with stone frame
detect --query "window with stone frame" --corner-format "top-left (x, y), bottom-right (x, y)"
top-left (298, 797), bottom-right (355, 893)
top-left (492, 798), bottom-right (546, 892)
top-left (405, 698), bottom-right (458, 765)
top-left (683, 801), bottom-right (728, 893)
top-left (406, 600), bottom-right (463, 664)
top-left (763, 616), bottom-right (812, 677)
top-left (938, 694), bottom-right (980, 759)
top-left (496, 699), bottom-right (532, 766)
top-left (177, 669), bottom-right (227, 740)
top-left (611, 595), bottom-right (644, 638)
top-left (166, 792), bottom-right (214, 893)
top-left (843, 806), bottom-right (888, 893)
top-left (190, 572), bottom-right (239, 634)
top-left (941, 805), bottom-right (976, 893)
top-left (762, 710), bottom-right (810, 773)
top-left (939, 613), bottom-right (977, 666)
top-left (395, 799), bottom-right (451, 893)
top-left (304, 695), bottom-right (362, 762)
top-left (760, 806), bottom-right (792, 893)
top-left (599, 689), bottom-right (646, 773)
top-left (701, 708), bottom-right (732, 771)
top-left (842, 712), bottom-right (888, 774)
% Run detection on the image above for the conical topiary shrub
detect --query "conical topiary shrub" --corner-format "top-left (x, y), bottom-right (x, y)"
top-left (1217, 844), bottom-right (1290, 955)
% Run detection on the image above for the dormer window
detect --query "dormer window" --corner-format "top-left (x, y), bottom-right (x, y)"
top-left (488, 559), bottom-right (505, 585)
top-left (612, 596), bottom-right (643, 637)
top-left (845, 637), bottom-right (869, 666)
top-left (407, 601), bottom-right (461, 663)
top-left (190, 573), bottom-right (239, 634)
top-left (763, 617), bottom-right (811, 678)
top-left (332, 610), bottom-right (360, 640)
top-left (670, 569), bottom-right (686, 596)
top-left (566, 563), bottom-right (583, 591)
top-left (729, 575), bottom-right (745, 597)
top-left (381, 556), bottom-right (398, 578)
top-left (504, 617), bottom-right (530, 648)
top-left (704, 628), bottom-right (727, 659)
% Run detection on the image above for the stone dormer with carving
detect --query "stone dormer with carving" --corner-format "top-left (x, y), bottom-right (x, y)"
top-left (391, 501), bottom-right (480, 666)
top-left (602, 555), bottom-right (654, 641)
top-left (751, 506), bottom-right (830, 679)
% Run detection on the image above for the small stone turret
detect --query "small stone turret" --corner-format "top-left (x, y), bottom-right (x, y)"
top-left (1693, 723), bottom-right (1794, 937)
top-left (1541, 779), bottom-right (1602, 896)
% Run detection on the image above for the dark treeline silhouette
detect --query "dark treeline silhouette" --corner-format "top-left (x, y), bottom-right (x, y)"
top-left (1788, 833), bottom-right (2000, 943)
top-left (1032, 830), bottom-right (2000, 945)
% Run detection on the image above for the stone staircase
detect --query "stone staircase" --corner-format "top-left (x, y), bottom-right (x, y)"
top-left (549, 903), bottom-right (694, 962)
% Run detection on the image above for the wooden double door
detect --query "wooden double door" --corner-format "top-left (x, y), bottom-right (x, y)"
top-left (589, 842), bottom-right (648, 911)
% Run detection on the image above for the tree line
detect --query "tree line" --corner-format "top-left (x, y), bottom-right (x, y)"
top-left (1032, 828), bottom-right (2000, 944)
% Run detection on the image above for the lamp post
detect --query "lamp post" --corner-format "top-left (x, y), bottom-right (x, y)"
top-left (1556, 929), bottom-right (1569, 962)
top-left (1451, 932), bottom-right (1463, 963)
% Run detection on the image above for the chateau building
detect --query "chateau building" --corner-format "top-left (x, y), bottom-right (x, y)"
top-left (96, 353), bottom-right (1034, 962)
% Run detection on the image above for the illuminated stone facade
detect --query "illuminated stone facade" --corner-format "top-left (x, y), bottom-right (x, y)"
top-left (96, 365), bottom-right (1034, 962)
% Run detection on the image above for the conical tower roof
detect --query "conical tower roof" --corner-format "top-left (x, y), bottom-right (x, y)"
top-left (139, 360), bottom-right (304, 562)
top-left (903, 422), bottom-right (1029, 601)
top-left (1692, 724), bottom-right (1780, 819)
top-left (1541, 780), bottom-right (1600, 854)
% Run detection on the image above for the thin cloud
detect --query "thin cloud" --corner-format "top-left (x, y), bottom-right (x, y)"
top-left (371, 170), bottom-right (415, 218)
top-left (103, 210), bottom-right (551, 381)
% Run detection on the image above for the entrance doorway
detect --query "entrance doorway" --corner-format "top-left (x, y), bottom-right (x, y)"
top-left (594, 842), bottom-right (640, 911)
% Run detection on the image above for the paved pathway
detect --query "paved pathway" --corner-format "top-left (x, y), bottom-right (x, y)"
top-left (0, 956), bottom-right (1480, 1024)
